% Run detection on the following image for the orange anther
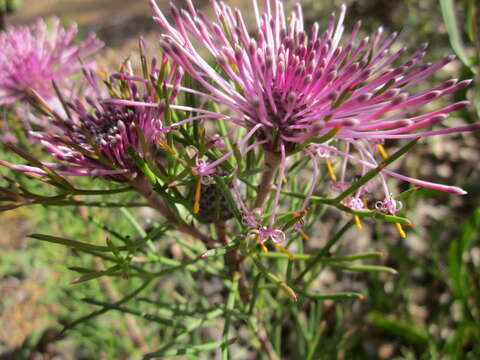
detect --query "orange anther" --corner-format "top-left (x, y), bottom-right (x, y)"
top-left (354, 215), bottom-right (363, 229)
top-left (326, 159), bottom-right (337, 181)
top-left (274, 243), bottom-right (296, 259)
top-left (395, 223), bottom-right (407, 238)
top-left (377, 144), bottom-right (388, 159)
top-left (193, 177), bottom-right (201, 214)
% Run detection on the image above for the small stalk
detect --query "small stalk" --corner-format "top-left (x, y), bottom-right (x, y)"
top-left (0, 12), bottom-right (5, 31)
top-left (253, 151), bottom-right (281, 209)
top-left (253, 316), bottom-right (280, 360)
top-left (216, 221), bottom-right (250, 303)
top-left (130, 175), bottom-right (213, 245)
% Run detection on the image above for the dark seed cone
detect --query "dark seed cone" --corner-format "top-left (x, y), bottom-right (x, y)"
top-left (196, 183), bottom-right (233, 224)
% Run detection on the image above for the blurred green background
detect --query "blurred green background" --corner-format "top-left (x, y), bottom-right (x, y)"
top-left (1, 0), bottom-right (479, 359)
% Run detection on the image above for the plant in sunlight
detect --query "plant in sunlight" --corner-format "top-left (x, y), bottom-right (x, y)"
top-left (0, 0), bottom-right (479, 358)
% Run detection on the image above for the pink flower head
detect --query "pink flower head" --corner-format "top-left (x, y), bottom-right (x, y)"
top-left (375, 194), bottom-right (403, 215)
top-left (192, 157), bottom-right (217, 180)
top-left (149, 0), bottom-right (479, 154)
top-left (0, 18), bottom-right (103, 105)
top-left (2, 57), bottom-right (182, 181)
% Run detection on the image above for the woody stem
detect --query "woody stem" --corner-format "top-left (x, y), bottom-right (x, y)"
top-left (130, 175), bottom-right (213, 245)
top-left (216, 221), bottom-right (250, 303)
top-left (253, 151), bottom-right (282, 210)
top-left (0, 12), bottom-right (5, 31)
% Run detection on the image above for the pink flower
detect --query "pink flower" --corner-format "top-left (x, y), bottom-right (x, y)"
top-left (1, 55), bottom-right (182, 181)
top-left (0, 18), bottom-right (103, 105)
top-left (149, 0), bottom-right (479, 153)
top-left (149, 0), bottom-right (479, 231)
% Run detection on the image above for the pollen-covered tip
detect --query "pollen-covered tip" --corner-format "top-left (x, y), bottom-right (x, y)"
top-left (357, 93), bottom-right (373, 103)
top-left (287, 92), bottom-right (297, 103)
top-left (456, 79), bottom-right (473, 89)
top-left (423, 91), bottom-right (442, 101)
top-left (392, 93), bottom-right (409, 106)
top-left (339, 118), bottom-right (359, 127)
top-left (449, 101), bottom-right (470, 112)
top-left (443, 54), bottom-right (457, 64)
top-left (448, 186), bottom-right (468, 195)
top-left (427, 114), bottom-right (447, 124)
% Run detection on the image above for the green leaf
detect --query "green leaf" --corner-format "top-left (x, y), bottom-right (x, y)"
top-left (440, 0), bottom-right (476, 72)
top-left (3, 143), bottom-right (74, 191)
top-left (221, 273), bottom-right (239, 360)
top-left (465, 0), bottom-right (476, 42)
top-left (332, 264), bottom-right (398, 275)
top-left (63, 279), bottom-right (152, 333)
top-left (294, 221), bottom-right (354, 283)
top-left (201, 241), bottom-right (240, 258)
top-left (69, 265), bottom-right (121, 285)
top-left (448, 208), bottom-right (480, 298)
top-left (28, 234), bottom-right (116, 252)
top-left (126, 146), bottom-right (158, 186)
top-left (143, 338), bottom-right (237, 359)
top-left (82, 298), bottom-right (182, 327)
top-left (368, 311), bottom-right (428, 345)
top-left (299, 291), bottom-right (365, 301)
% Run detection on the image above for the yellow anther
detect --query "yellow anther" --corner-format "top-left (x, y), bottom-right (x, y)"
top-left (274, 243), bottom-right (296, 259)
top-left (158, 140), bottom-right (176, 155)
top-left (258, 235), bottom-right (269, 253)
top-left (283, 176), bottom-right (287, 183)
top-left (193, 177), bottom-right (201, 214)
top-left (363, 197), bottom-right (368, 209)
top-left (299, 230), bottom-right (309, 240)
top-left (354, 215), bottom-right (363, 229)
top-left (377, 144), bottom-right (389, 159)
top-left (395, 222), bottom-right (407, 238)
top-left (326, 159), bottom-right (337, 181)
top-left (97, 69), bottom-right (108, 79)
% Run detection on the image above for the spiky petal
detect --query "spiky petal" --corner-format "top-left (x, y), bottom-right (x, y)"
top-left (0, 18), bottom-right (103, 105)
top-left (3, 56), bottom-right (182, 181)
top-left (149, 0), bottom-right (479, 153)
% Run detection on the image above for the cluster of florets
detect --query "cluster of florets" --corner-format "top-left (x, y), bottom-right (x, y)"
top-left (0, 18), bottom-right (102, 105)
top-left (1, 35), bottom-right (183, 182)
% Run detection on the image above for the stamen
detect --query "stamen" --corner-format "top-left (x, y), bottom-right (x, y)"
top-left (395, 222), bottom-right (407, 238)
top-left (158, 139), bottom-right (176, 154)
top-left (194, 177), bottom-right (201, 214)
top-left (299, 230), bottom-right (309, 240)
top-left (274, 243), bottom-right (296, 259)
top-left (377, 144), bottom-right (389, 159)
top-left (98, 69), bottom-right (108, 79)
top-left (363, 197), bottom-right (368, 208)
top-left (326, 159), bottom-right (337, 180)
top-left (258, 235), bottom-right (269, 253)
top-left (354, 215), bottom-right (363, 229)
